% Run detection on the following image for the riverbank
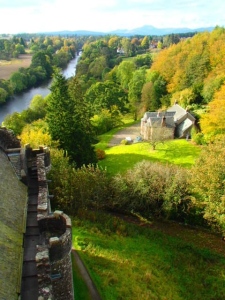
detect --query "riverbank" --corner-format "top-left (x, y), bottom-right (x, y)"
top-left (0, 55), bottom-right (80, 124)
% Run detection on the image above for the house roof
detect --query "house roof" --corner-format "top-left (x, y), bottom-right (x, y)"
top-left (167, 104), bottom-right (195, 123)
top-left (0, 150), bottom-right (27, 300)
top-left (142, 111), bottom-right (175, 121)
top-left (147, 116), bottom-right (175, 128)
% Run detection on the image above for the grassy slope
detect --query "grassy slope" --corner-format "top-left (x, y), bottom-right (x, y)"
top-left (72, 214), bottom-right (225, 300)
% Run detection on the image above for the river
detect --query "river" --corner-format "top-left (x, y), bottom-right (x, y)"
top-left (0, 54), bottom-right (80, 124)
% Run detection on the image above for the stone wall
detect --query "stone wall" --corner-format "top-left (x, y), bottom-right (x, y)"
top-left (0, 127), bottom-right (20, 150)
top-left (34, 150), bottom-right (74, 300)
top-left (0, 131), bottom-right (74, 300)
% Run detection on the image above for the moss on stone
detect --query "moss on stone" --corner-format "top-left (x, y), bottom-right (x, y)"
top-left (0, 151), bottom-right (27, 300)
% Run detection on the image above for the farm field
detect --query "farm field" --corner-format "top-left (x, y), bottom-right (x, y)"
top-left (0, 54), bottom-right (32, 79)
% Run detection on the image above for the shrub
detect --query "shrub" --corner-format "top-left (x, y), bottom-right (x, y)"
top-left (190, 138), bottom-right (225, 233)
top-left (109, 160), bottom-right (194, 222)
top-left (48, 153), bottom-right (110, 214)
top-left (120, 139), bottom-right (129, 145)
top-left (95, 148), bottom-right (106, 160)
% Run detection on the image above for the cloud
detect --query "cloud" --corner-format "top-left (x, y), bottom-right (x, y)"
top-left (0, 0), bottom-right (224, 34)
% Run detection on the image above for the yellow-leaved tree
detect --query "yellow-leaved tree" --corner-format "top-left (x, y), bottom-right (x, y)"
top-left (19, 120), bottom-right (55, 148)
top-left (200, 84), bottom-right (225, 142)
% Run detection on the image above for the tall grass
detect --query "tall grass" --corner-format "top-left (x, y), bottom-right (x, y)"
top-left (72, 211), bottom-right (225, 300)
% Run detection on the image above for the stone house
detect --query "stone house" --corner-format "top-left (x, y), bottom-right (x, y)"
top-left (141, 103), bottom-right (195, 140)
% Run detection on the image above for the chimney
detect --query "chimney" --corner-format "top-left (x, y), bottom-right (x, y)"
top-left (161, 116), bottom-right (166, 127)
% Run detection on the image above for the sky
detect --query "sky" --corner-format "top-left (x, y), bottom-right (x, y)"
top-left (0, 0), bottom-right (225, 34)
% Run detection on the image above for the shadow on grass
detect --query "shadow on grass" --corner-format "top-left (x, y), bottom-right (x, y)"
top-left (72, 252), bottom-right (93, 300)
top-left (97, 139), bottom-right (201, 176)
top-left (73, 219), bottom-right (225, 300)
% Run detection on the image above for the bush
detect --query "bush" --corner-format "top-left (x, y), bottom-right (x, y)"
top-left (95, 148), bottom-right (106, 160)
top-left (48, 153), bottom-right (110, 214)
top-left (109, 161), bottom-right (194, 221)
top-left (192, 132), bottom-right (207, 145)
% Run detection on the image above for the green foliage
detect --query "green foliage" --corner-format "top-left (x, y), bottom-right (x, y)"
top-left (30, 50), bottom-right (53, 78)
top-left (91, 108), bottom-right (123, 135)
top-left (48, 149), bottom-right (109, 213)
top-left (140, 36), bottom-right (150, 49)
top-left (3, 112), bottom-right (26, 135)
top-left (84, 80), bottom-right (128, 114)
top-left (116, 60), bottom-right (136, 89)
top-left (10, 71), bottom-right (28, 93)
top-left (29, 94), bottom-right (47, 119)
top-left (109, 161), bottom-right (194, 222)
top-left (0, 87), bottom-right (7, 103)
top-left (190, 138), bottom-right (225, 233)
top-left (134, 53), bottom-right (152, 68)
top-left (202, 75), bottom-right (225, 103)
top-left (142, 70), bottom-right (167, 111)
top-left (46, 72), bottom-right (97, 167)
top-left (128, 68), bottom-right (146, 119)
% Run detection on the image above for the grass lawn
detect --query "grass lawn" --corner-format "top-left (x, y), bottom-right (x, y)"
top-left (72, 212), bottom-right (225, 300)
top-left (97, 138), bottom-right (201, 176)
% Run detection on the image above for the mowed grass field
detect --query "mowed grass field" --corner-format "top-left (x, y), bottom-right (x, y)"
top-left (0, 54), bottom-right (32, 79)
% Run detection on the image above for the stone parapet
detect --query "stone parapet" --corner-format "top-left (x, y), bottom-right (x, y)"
top-left (34, 150), bottom-right (74, 300)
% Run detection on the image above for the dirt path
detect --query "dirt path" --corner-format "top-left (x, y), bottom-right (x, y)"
top-left (108, 122), bottom-right (141, 147)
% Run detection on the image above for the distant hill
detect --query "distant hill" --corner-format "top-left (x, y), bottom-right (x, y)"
top-left (109, 25), bottom-right (215, 36)
top-left (43, 25), bottom-right (215, 37)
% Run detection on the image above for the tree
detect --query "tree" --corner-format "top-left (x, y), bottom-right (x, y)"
top-left (10, 71), bottom-right (28, 93)
top-left (15, 43), bottom-right (25, 54)
top-left (84, 80), bottom-right (127, 114)
top-left (141, 81), bottom-right (159, 111)
top-left (0, 87), bottom-right (7, 103)
top-left (46, 71), bottom-right (97, 167)
top-left (29, 94), bottom-right (47, 119)
top-left (190, 138), bottom-right (225, 233)
top-left (200, 84), bottom-right (225, 141)
top-left (148, 126), bottom-right (174, 150)
top-left (19, 120), bottom-right (53, 148)
top-left (141, 36), bottom-right (150, 50)
top-left (128, 69), bottom-right (146, 120)
top-left (30, 50), bottom-right (53, 77)
top-left (117, 60), bottom-right (136, 90)
top-left (89, 55), bottom-right (107, 78)
top-left (121, 38), bottom-right (132, 56)
top-left (3, 112), bottom-right (26, 135)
